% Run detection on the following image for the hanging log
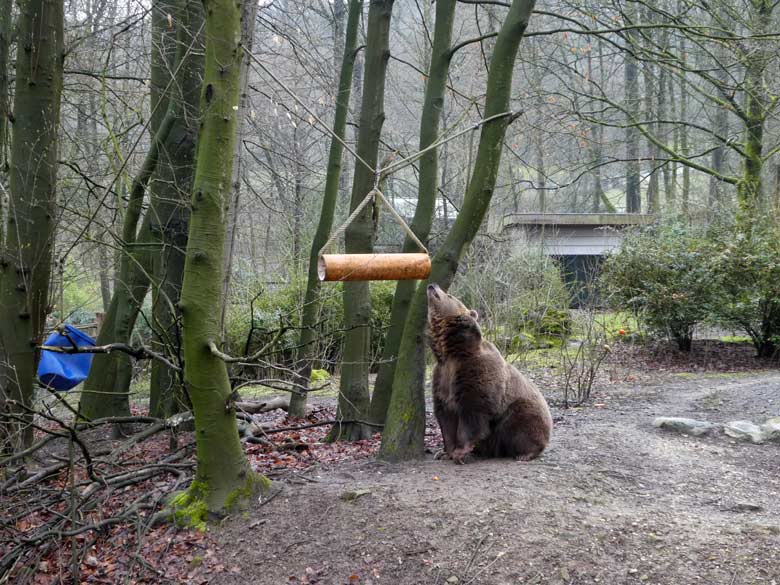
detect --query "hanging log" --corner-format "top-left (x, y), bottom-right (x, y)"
top-left (318, 253), bottom-right (431, 282)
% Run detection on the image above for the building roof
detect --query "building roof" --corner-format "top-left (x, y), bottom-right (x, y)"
top-left (501, 213), bottom-right (656, 230)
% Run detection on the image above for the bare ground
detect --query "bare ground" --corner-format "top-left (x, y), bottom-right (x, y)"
top-left (212, 371), bottom-right (780, 585)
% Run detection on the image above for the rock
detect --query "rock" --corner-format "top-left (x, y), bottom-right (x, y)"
top-left (724, 502), bottom-right (763, 513)
top-left (761, 417), bottom-right (780, 442)
top-left (446, 577), bottom-right (460, 584)
top-left (724, 420), bottom-right (765, 443)
top-left (652, 417), bottom-right (718, 436)
top-left (340, 489), bottom-right (372, 502)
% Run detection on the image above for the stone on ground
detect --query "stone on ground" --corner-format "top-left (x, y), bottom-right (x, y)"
top-left (724, 420), bottom-right (766, 444)
top-left (760, 417), bottom-right (780, 442)
top-left (652, 417), bottom-right (718, 436)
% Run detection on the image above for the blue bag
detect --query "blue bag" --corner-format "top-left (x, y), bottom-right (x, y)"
top-left (37, 325), bottom-right (97, 391)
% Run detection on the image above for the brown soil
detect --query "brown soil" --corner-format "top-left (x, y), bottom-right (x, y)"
top-left (211, 371), bottom-right (780, 585)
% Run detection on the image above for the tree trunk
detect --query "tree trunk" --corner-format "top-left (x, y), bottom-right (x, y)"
top-left (642, 24), bottom-right (659, 214)
top-left (325, 0), bottom-right (395, 443)
top-left (97, 240), bottom-right (113, 312)
top-left (368, 0), bottom-right (457, 427)
top-left (708, 36), bottom-right (730, 218)
top-left (0, 0), bottom-right (64, 450)
top-left (678, 32), bottom-right (690, 220)
top-left (176, 0), bottom-right (267, 519)
top-left (289, 0), bottom-right (361, 418)
top-left (658, 30), bottom-right (672, 207)
top-left (78, 116), bottom-right (176, 421)
top-left (221, 0), bottom-right (259, 341)
top-left (0, 5), bottom-right (11, 170)
top-left (736, 0), bottom-right (772, 230)
top-left (624, 10), bottom-right (641, 214)
top-left (379, 0), bottom-right (536, 461)
top-left (0, 8), bottom-right (10, 432)
top-left (148, 0), bottom-right (205, 418)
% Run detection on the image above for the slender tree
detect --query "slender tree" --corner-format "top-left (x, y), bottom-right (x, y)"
top-left (380, 0), bottom-right (536, 461)
top-left (326, 0), bottom-right (395, 442)
top-left (79, 0), bottom-right (201, 422)
top-left (289, 0), bottom-right (363, 418)
top-left (624, 4), bottom-right (641, 213)
top-left (148, 0), bottom-right (205, 418)
top-left (368, 0), bottom-right (457, 426)
top-left (221, 0), bottom-right (260, 341)
top-left (175, 0), bottom-right (268, 518)
top-left (0, 5), bottom-right (11, 170)
top-left (77, 119), bottom-right (174, 422)
top-left (0, 0), bottom-right (64, 449)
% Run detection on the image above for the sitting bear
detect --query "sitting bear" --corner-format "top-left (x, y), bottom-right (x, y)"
top-left (427, 283), bottom-right (552, 464)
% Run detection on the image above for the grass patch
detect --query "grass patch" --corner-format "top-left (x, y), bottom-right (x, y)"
top-left (238, 382), bottom-right (339, 400)
top-left (673, 371), bottom-right (755, 380)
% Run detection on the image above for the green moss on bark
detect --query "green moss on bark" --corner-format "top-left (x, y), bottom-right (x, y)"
top-left (169, 473), bottom-right (270, 530)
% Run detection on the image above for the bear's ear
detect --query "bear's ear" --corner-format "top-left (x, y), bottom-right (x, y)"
top-left (469, 309), bottom-right (479, 321)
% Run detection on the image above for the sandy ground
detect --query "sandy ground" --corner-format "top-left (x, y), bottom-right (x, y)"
top-left (214, 372), bottom-right (780, 585)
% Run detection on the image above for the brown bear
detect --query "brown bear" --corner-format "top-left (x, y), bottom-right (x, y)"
top-left (426, 283), bottom-right (552, 464)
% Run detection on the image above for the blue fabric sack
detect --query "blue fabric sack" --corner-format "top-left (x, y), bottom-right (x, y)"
top-left (37, 325), bottom-right (96, 391)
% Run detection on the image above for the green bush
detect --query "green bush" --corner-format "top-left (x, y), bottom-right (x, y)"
top-left (453, 241), bottom-right (572, 352)
top-left (223, 276), bottom-right (396, 373)
top-left (517, 307), bottom-right (572, 338)
top-left (708, 226), bottom-right (780, 358)
top-left (601, 223), bottom-right (717, 351)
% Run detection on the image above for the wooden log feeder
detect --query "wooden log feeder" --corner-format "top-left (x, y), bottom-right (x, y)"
top-left (318, 253), bottom-right (431, 282)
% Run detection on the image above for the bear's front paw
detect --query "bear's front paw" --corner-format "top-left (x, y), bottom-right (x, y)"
top-left (450, 447), bottom-right (473, 465)
top-left (433, 449), bottom-right (451, 460)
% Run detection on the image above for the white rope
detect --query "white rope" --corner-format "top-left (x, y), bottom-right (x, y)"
top-left (317, 184), bottom-right (428, 257)
top-left (243, 46), bottom-right (520, 259)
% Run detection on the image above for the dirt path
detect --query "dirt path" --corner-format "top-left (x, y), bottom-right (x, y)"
top-left (215, 372), bottom-right (780, 585)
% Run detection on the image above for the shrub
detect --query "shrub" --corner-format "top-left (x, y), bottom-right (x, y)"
top-left (708, 226), bottom-right (780, 359)
top-left (223, 276), bottom-right (397, 375)
top-left (601, 223), bottom-right (717, 351)
top-left (517, 307), bottom-right (572, 339)
top-left (453, 240), bottom-right (572, 353)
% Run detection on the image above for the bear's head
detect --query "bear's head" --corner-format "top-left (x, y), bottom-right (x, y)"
top-left (426, 284), bottom-right (482, 359)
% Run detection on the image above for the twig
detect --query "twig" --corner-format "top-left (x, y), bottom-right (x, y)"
top-left (263, 419), bottom-right (383, 434)
top-left (207, 326), bottom-right (288, 364)
top-left (39, 342), bottom-right (181, 371)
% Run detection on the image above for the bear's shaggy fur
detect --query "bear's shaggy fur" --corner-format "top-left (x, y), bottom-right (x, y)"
top-left (427, 283), bottom-right (552, 464)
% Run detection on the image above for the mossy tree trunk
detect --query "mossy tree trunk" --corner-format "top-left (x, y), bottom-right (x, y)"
top-left (78, 116), bottom-right (175, 422)
top-left (148, 0), bottom-right (205, 418)
top-left (289, 0), bottom-right (362, 418)
top-left (0, 0), bottom-right (64, 449)
top-left (177, 0), bottom-right (265, 516)
top-left (79, 0), bottom-right (193, 422)
top-left (0, 5), bottom-right (11, 170)
top-left (368, 0), bottom-right (457, 427)
top-left (0, 2), bottom-right (10, 424)
top-left (325, 0), bottom-right (395, 442)
top-left (379, 0), bottom-right (536, 461)
top-left (736, 0), bottom-right (772, 231)
top-left (220, 0), bottom-right (259, 341)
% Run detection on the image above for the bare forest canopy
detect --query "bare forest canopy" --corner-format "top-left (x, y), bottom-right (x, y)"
top-left (1, 0), bottom-right (780, 579)
top-left (18, 0), bottom-right (777, 314)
